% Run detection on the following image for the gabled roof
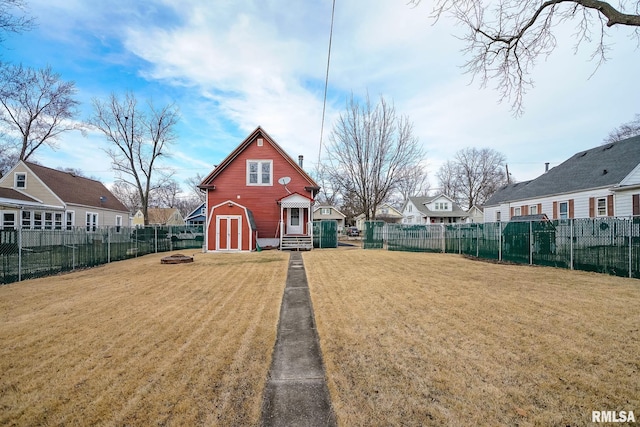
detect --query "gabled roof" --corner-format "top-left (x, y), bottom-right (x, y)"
top-left (199, 127), bottom-right (319, 190)
top-left (185, 202), bottom-right (206, 221)
top-left (406, 195), bottom-right (467, 218)
top-left (313, 205), bottom-right (347, 218)
top-left (485, 135), bottom-right (640, 206)
top-left (24, 162), bottom-right (129, 212)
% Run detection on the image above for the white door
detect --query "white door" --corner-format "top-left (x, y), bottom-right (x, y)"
top-left (287, 208), bottom-right (303, 235)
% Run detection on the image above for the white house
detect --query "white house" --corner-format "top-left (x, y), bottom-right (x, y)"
top-left (484, 135), bottom-right (640, 222)
top-left (355, 203), bottom-right (403, 230)
top-left (401, 195), bottom-right (467, 224)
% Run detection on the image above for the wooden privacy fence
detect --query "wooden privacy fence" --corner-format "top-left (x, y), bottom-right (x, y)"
top-left (363, 218), bottom-right (640, 279)
top-left (0, 226), bottom-right (204, 285)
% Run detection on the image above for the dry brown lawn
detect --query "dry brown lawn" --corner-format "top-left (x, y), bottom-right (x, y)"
top-left (304, 250), bottom-right (640, 426)
top-left (0, 250), bottom-right (289, 427)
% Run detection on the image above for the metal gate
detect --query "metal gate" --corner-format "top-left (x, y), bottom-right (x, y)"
top-left (313, 220), bottom-right (338, 248)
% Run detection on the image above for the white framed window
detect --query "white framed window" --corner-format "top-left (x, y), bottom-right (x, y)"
top-left (496, 211), bottom-right (501, 222)
top-left (115, 215), bottom-right (123, 233)
top-left (54, 213), bottom-right (63, 230)
top-left (530, 205), bottom-right (538, 215)
top-left (65, 211), bottom-right (75, 230)
top-left (33, 211), bottom-right (43, 229)
top-left (408, 204), bottom-right (412, 212)
top-left (246, 160), bottom-right (272, 186)
top-left (559, 201), bottom-right (569, 220)
top-left (86, 212), bottom-right (98, 231)
top-left (2, 212), bottom-right (16, 229)
top-left (14, 173), bottom-right (26, 189)
top-left (597, 197), bottom-right (607, 217)
top-left (321, 208), bottom-right (331, 215)
top-left (44, 212), bottom-right (53, 230)
top-left (21, 211), bottom-right (31, 228)
top-left (514, 207), bottom-right (521, 216)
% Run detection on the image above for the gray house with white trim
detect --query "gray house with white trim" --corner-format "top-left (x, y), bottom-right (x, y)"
top-left (484, 135), bottom-right (640, 222)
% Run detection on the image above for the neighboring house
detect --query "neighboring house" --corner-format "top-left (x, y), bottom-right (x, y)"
top-left (466, 205), bottom-right (484, 224)
top-left (198, 127), bottom-right (320, 251)
top-left (401, 195), bottom-right (467, 225)
top-left (132, 210), bottom-right (145, 227)
top-left (484, 135), bottom-right (640, 222)
top-left (313, 205), bottom-right (346, 231)
top-left (0, 161), bottom-right (129, 230)
top-left (147, 208), bottom-right (185, 226)
top-left (185, 202), bottom-right (206, 226)
top-left (355, 203), bottom-right (403, 230)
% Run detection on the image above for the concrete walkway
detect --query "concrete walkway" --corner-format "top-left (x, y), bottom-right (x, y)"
top-left (260, 252), bottom-right (337, 427)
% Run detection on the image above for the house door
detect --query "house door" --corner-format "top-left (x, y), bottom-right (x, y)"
top-left (287, 208), bottom-right (303, 235)
top-left (216, 215), bottom-right (242, 250)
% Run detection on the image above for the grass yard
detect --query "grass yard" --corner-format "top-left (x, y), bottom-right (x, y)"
top-left (0, 251), bottom-right (289, 426)
top-left (304, 250), bottom-right (640, 426)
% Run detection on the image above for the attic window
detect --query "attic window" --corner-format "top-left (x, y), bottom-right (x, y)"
top-left (14, 173), bottom-right (26, 189)
top-left (257, 138), bottom-right (263, 147)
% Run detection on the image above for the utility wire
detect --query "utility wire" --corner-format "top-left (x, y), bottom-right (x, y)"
top-left (317, 0), bottom-right (336, 165)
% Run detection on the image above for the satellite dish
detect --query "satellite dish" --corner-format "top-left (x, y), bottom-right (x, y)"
top-left (278, 177), bottom-right (291, 185)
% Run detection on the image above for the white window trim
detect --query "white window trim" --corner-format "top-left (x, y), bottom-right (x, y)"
top-left (86, 212), bottom-right (98, 231)
top-left (246, 160), bottom-right (273, 186)
top-left (530, 205), bottom-right (538, 215)
top-left (596, 197), bottom-right (607, 217)
top-left (514, 207), bottom-right (522, 216)
top-left (559, 201), bottom-right (569, 220)
top-left (65, 211), bottom-right (75, 230)
top-left (14, 172), bottom-right (26, 189)
top-left (115, 215), bottom-right (123, 232)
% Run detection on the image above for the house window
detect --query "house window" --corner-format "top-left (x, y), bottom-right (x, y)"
top-left (381, 208), bottom-right (389, 215)
top-left (559, 202), bottom-right (568, 220)
top-left (65, 211), bottom-right (75, 230)
top-left (115, 215), bottom-right (123, 233)
top-left (247, 160), bottom-right (272, 186)
top-left (321, 208), bottom-right (331, 215)
top-left (597, 197), bottom-right (607, 217)
top-left (530, 205), bottom-right (538, 215)
top-left (33, 211), bottom-right (43, 229)
top-left (496, 211), bottom-right (501, 222)
top-left (2, 212), bottom-right (16, 229)
top-left (86, 212), bottom-right (98, 231)
top-left (408, 205), bottom-right (412, 212)
top-left (21, 211), bottom-right (31, 228)
top-left (54, 213), bottom-right (63, 230)
top-left (14, 173), bottom-right (26, 189)
top-left (44, 212), bottom-right (53, 229)
top-left (514, 207), bottom-right (521, 216)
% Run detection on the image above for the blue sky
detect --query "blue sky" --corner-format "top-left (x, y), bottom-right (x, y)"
top-left (2, 0), bottom-right (639, 195)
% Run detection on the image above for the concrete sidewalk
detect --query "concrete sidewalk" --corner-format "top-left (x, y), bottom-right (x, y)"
top-left (260, 251), bottom-right (337, 427)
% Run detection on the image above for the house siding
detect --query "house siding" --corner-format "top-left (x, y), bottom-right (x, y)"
top-left (206, 135), bottom-right (314, 240)
top-left (0, 163), bottom-right (62, 207)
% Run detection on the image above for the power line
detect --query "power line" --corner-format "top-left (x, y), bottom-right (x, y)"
top-left (317, 0), bottom-right (336, 165)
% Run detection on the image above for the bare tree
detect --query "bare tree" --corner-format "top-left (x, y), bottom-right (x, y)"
top-left (324, 94), bottom-right (425, 220)
top-left (0, 64), bottom-right (81, 161)
top-left (185, 173), bottom-right (206, 203)
top-left (110, 181), bottom-right (141, 213)
top-left (0, 0), bottom-right (35, 46)
top-left (603, 113), bottom-right (640, 143)
top-left (410, 0), bottom-right (640, 115)
top-left (395, 164), bottom-right (430, 203)
top-left (89, 92), bottom-right (179, 225)
top-left (437, 147), bottom-right (508, 210)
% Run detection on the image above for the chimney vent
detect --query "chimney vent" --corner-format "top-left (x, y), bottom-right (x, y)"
top-left (298, 155), bottom-right (303, 168)
top-left (545, 162), bottom-right (549, 173)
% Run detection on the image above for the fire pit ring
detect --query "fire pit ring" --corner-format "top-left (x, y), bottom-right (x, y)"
top-left (161, 254), bottom-right (194, 264)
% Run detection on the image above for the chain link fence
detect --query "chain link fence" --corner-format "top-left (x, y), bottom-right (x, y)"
top-left (363, 218), bottom-right (640, 279)
top-left (0, 225), bottom-right (204, 285)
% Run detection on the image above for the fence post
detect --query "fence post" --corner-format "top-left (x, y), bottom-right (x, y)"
top-left (476, 224), bottom-right (479, 258)
top-left (529, 221), bottom-right (533, 265)
top-left (458, 224), bottom-right (461, 255)
top-left (629, 216), bottom-right (633, 278)
top-left (18, 227), bottom-right (22, 282)
top-left (107, 227), bottom-right (111, 263)
top-left (155, 226), bottom-right (158, 253)
top-left (570, 219), bottom-right (574, 270)
top-left (498, 222), bottom-right (502, 262)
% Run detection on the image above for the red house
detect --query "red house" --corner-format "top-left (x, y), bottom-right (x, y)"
top-left (199, 127), bottom-right (320, 251)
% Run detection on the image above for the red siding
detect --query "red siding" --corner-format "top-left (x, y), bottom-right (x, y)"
top-left (206, 136), bottom-right (314, 240)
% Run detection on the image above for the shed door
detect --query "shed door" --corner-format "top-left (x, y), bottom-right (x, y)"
top-left (216, 215), bottom-right (242, 250)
